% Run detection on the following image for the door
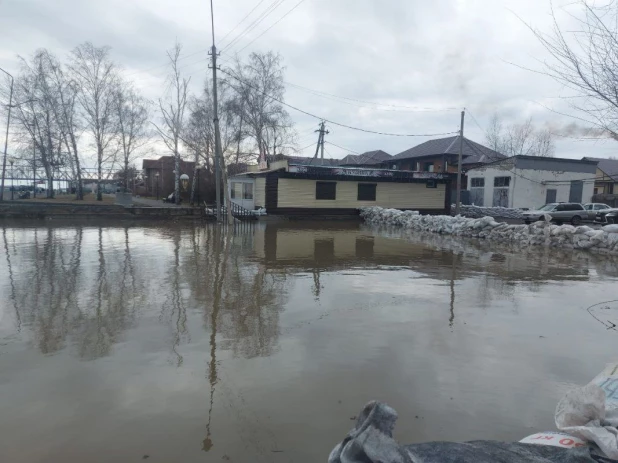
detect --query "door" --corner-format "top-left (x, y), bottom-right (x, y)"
top-left (545, 189), bottom-right (557, 204)
top-left (553, 204), bottom-right (567, 219)
top-left (230, 180), bottom-right (255, 210)
top-left (492, 188), bottom-right (509, 207)
top-left (569, 180), bottom-right (583, 203)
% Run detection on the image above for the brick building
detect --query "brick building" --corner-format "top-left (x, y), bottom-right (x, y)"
top-left (384, 136), bottom-right (505, 187)
top-left (142, 156), bottom-right (196, 200)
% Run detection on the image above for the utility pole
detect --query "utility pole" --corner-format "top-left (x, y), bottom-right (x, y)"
top-left (209, 0), bottom-right (233, 225)
top-left (313, 121), bottom-right (329, 165)
top-left (210, 46), bottom-right (221, 222)
top-left (455, 110), bottom-right (465, 215)
top-left (0, 68), bottom-right (14, 202)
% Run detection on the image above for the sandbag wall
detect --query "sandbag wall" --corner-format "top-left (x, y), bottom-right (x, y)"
top-left (360, 206), bottom-right (618, 255)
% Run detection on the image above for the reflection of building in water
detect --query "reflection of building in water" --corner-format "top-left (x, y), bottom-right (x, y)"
top-left (254, 222), bottom-right (457, 278)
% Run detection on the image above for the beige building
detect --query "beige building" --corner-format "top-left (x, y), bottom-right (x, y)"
top-left (229, 159), bottom-right (453, 217)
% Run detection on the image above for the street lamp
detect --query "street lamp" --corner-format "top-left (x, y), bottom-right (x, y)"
top-left (0, 67), bottom-right (14, 202)
top-left (180, 173), bottom-right (189, 191)
top-left (8, 157), bottom-right (14, 200)
top-left (155, 172), bottom-right (160, 200)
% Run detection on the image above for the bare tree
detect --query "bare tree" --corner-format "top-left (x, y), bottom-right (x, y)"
top-left (45, 50), bottom-right (85, 199)
top-left (263, 112), bottom-right (297, 157)
top-left (529, 1), bottom-right (618, 136)
top-left (153, 42), bottom-right (190, 205)
top-left (184, 86), bottom-right (214, 173)
top-left (114, 82), bottom-right (149, 192)
top-left (11, 50), bottom-right (68, 197)
top-left (486, 114), bottom-right (555, 157)
top-left (69, 42), bottom-right (119, 201)
top-left (225, 52), bottom-right (293, 163)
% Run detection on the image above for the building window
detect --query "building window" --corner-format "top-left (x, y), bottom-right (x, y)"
top-left (243, 183), bottom-right (253, 200)
top-left (609, 184), bottom-right (615, 194)
top-left (471, 178), bottom-right (485, 188)
top-left (357, 183), bottom-right (377, 201)
top-left (493, 176), bottom-right (511, 187)
top-left (231, 182), bottom-right (240, 199)
top-left (316, 181), bottom-right (336, 200)
top-left (424, 162), bottom-right (434, 172)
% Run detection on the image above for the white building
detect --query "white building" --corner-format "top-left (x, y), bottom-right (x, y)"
top-left (466, 156), bottom-right (597, 209)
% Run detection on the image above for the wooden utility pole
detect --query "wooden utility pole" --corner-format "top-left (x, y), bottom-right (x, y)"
top-left (455, 110), bottom-right (465, 215)
top-left (210, 0), bottom-right (233, 224)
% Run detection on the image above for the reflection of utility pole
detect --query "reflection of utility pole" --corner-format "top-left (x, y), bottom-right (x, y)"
top-left (2, 228), bottom-right (21, 331)
top-left (313, 121), bottom-right (329, 166)
top-left (449, 253), bottom-right (456, 327)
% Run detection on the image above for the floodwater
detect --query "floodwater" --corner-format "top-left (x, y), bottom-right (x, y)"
top-left (1, 220), bottom-right (617, 463)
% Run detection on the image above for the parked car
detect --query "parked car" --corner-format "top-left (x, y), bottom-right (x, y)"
top-left (522, 203), bottom-right (587, 225)
top-left (18, 191), bottom-right (31, 199)
top-left (595, 208), bottom-right (618, 224)
top-left (607, 210), bottom-right (618, 224)
top-left (584, 203), bottom-right (612, 220)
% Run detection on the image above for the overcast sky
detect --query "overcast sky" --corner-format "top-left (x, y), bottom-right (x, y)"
top-left (1, 0), bottom-right (616, 161)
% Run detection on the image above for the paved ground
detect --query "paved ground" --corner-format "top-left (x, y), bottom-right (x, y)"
top-left (131, 197), bottom-right (192, 208)
top-left (5, 194), bottom-right (116, 204)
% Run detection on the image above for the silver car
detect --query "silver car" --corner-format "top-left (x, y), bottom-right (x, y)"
top-left (522, 203), bottom-right (587, 225)
top-left (584, 203), bottom-right (612, 220)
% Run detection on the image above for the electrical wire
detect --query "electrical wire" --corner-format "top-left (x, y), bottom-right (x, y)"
top-left (220, 67), bottom-right (459, 137)
top-left (325, 141), bottom-right (361, 155)
top-left (222, 0), bottom-right (287, 53)
top-left (218, 0), bottom-right (269, 46)
top-left (234, 0), bottom-right (308, 54)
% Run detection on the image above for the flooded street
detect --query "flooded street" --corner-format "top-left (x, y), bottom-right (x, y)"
top-left (1, 220), bottom-right (617, 463)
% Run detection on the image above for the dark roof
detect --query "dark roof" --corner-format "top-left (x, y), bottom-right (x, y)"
top-left (286, 155), bottom-right (342, 167)
top-left (340, 150), bottom-right (392, 166)
top-left (391, 136), bottom-right (506, 165)
top-left (582, 157), bottom-right (618, 181)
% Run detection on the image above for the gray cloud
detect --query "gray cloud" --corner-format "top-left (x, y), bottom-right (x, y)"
top-left (1, 0), bottom-right (616, 160)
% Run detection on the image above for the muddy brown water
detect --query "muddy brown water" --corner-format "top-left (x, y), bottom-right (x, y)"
top-left (1, 220), bottom-right (617, 463)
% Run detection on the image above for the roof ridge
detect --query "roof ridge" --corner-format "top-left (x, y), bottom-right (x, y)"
top-left (443, 136), bottom-right (459, 154)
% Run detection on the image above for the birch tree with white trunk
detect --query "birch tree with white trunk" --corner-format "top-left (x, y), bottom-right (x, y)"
top-left (69, 42), bottom-right (120, 201)
top-left (153, 42), bottom-right (190, 205)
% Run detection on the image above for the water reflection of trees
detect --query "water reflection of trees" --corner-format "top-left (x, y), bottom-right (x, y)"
top-left (178, 225), bottom-right (288, 360)
top-left (6, 225), bottom-right (145, 359)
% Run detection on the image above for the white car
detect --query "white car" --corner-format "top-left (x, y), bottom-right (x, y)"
top-left (583, 203), bottom-right (612, 220)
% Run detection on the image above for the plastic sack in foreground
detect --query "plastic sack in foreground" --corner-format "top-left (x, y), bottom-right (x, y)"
top-left (329, 400), bottom-right (616, 462)
top-left (555, 363), bottom-right (618, 459)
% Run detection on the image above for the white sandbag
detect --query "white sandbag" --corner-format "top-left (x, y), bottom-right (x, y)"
top-left (603, 224), bottom-right (618, 233)
top-left (556, 363), bottom-right (618, 459)
top-left (574, 226), bottom-right (594, 235)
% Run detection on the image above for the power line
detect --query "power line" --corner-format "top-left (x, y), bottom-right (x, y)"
top-left (325, 141), bottom-right (361, 155)
top-left (235, 0), bottom-right (308, 54)
top-left (222, 0), bottom-right (287, 53)
top-left (122, 48), bottom-right (210, 78)
top-left (218, 0), bottom-right (269, 45)
top-left (220, 67), bottom-right (459, 137)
